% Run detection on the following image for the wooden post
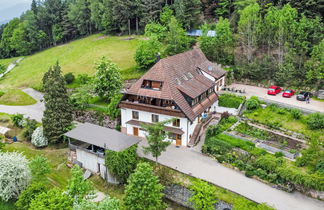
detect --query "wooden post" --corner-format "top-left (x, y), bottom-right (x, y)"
top-left (128, 19), bottom-right (131, 35)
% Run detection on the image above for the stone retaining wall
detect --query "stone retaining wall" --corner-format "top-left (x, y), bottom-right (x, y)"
top-left (164, 184), bottom-right (232, 210)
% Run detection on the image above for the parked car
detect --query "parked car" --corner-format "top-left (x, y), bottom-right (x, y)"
top-left (282, 89), bottom-right (295, 98)
top-left (297, 91), bottom-right (311, 101)
top-left (267, 86), bottom-right (282, 95)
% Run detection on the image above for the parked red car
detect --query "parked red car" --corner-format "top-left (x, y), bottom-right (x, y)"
top-left (282, 89), bottom-right (295, 98)
top-left (267, 86), bottom-right (282, 95)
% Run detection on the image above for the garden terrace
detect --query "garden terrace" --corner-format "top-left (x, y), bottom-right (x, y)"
top-left (203, 115), bottom-right (324, 197)
top-left (233, 122), bottom-right (306, 151)
top-left (243, 105), bottom-right (324, 142)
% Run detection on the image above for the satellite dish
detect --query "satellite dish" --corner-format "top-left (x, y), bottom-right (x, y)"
top-left (208, 66), bottom-right (213, 71)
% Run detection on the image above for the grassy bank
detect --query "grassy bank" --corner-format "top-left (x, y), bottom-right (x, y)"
top-left (0, 89), bottom-right (37, 106)
top-left (0, 34), bottom-right (143, 89)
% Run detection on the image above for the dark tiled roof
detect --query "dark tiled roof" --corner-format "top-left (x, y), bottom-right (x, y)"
top-left (126, 120), bottom-right (184, 135)
top-left (125, 48), bottom-right (225, 121)
top-left (65, 123), bottom-right (141, 152)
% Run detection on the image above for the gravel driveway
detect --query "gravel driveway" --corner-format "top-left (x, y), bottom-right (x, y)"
top-left (0, 88), bottom-right (44, 121)
top-left (227, 84), bottom-right (324, 113)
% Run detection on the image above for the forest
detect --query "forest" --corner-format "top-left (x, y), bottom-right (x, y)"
top-left (0, 0), bottom-right (323, 88)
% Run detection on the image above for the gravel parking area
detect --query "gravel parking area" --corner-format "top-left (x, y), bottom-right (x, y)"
top-left (227, 84), bottom-right (324, 113)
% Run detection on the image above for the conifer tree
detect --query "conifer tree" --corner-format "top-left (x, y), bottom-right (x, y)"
top-left (42, 62), bottom-right (73, 144)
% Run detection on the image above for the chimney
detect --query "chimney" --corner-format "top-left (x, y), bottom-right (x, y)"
top-left (156, 52), bottom-right (161, 63)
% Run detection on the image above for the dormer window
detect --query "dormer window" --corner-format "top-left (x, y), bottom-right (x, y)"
top-left (141, 80), bottom-right (163, 90)
top-left (187, 72), bottom-right (193, 79)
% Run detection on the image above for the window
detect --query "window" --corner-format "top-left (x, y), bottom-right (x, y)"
top-left (152, 114), bottom-right (159, 122)
top-left (132, 111), bottom-right (139, 120)
top-left (173, 119), bottom-right (180, 127)
top-left (168, 133), bottom-right (176, 140)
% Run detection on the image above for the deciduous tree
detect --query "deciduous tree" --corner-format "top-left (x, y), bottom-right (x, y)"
top-left (94, 57), bottom-right (122, 102)
top-left (135, 38), bottom-right (162, 70)
top-left (142, 120), bottom-right (171, 163)
top-left (124, 162), bottom-right (166, 210)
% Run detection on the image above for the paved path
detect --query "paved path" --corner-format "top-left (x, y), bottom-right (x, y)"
top-left (0, 57), bottom-right (24, 78)
top-left (227, 84), bottom-right (324, 113)
top-left (138, 140), bottom-right (324, 210)
top-left (0, 88), bottom-right (44, 121)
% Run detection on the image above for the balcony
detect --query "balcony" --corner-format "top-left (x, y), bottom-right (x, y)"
top-left (119, 100), bottom-right (185, 118)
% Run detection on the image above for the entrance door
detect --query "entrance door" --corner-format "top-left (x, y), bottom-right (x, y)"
top-left (176, 134), bottom-right (182, 146)
top-left (133, 127), bottom-right (139, 136)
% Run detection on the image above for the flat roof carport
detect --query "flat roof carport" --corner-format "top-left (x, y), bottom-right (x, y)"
top-left (64, 122), bottom-right (141, 152)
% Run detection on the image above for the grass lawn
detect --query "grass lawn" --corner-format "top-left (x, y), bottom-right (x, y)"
top-left (0, 34), bottom-right (144, 89)
top-left (244, 106), bottom-right (324, 141)
top-left (0, 89), bottom-right (37, 106)
top-left (4, 142), bottom-right (71, 188)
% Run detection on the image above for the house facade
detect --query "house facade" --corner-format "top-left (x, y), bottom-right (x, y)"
top-left (119, 48), bottom-right (226, 147)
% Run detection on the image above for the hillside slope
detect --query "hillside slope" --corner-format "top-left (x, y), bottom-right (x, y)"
top-left (0, 34), bottom-right (142, 89)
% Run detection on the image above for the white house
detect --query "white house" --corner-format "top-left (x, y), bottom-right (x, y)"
top-left (119, 48), bottom-right (226, 147)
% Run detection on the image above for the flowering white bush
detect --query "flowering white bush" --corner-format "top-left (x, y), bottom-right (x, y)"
top-left (0, 152), bottom-right (31, 201)
top-left (31, 127), bottom-right (48, 148)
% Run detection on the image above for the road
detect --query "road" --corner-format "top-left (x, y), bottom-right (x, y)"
top-left (227, 83), bottom-right (324, 113)
top-left (0, 88), bottom-right (44, 121)
top-left (137, 140), bottom-right (324, 210)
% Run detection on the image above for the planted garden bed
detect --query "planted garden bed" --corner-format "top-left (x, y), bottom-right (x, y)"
top-left (232, 121), bottom-right (306, 151)
top-left (203, 115), bottom-right (324, 199)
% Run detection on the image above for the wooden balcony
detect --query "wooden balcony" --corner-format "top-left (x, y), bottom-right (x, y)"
top-left (119, 101), bottom-right (185, 118)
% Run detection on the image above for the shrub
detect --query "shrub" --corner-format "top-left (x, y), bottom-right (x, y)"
top-left (31, 127), bottom-right (48, 148)
top-left (10, 114), bottom-right (24, 128)
top-left (246, 96), bottom-right (260, 110)
top-left (0, 90), bottom-right (5, 97)
top-left (0, 152), bottom-right (31, 201)
top-left (77, 74), bottom-right (92, 85)
top-left (74, 197), bottom-right (120, 210)
top-left (29, 155), bottom-right (51, 181)
top-left (254, 155), bottom-right (282, 173)
top-left (23, 118), bottom-right (38, 141)
top-left (307, 112), bottom-right (324, 130)
top-left (204, 137), bottom-right (233, 155)
top-left (221, 111), bottom-right (230, 119)
top-left (29, 188), bottom-right (73, 210)
top-left (245, 170), bottom-right (255, 177)
top-left (291, 109), bottom-right (302, 119)
top-left (64, 72), bottom-right (75, 84)
top-left (15, 182), bottom-right (48, 210)
top-left (274, 152), bottom-right (284, 158)
top-left (105, 145), bottom-right (138, 184)
top-left (218, 94), bottom-right (244, 109)
top-left (106, 94), bottom-right (122, 120)
top-left (189, 179), bottom-right (217, 210)
top-left (316, 160), bottom-right (324, 174)
top-left (67, 165), bottom-right (93, 203)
